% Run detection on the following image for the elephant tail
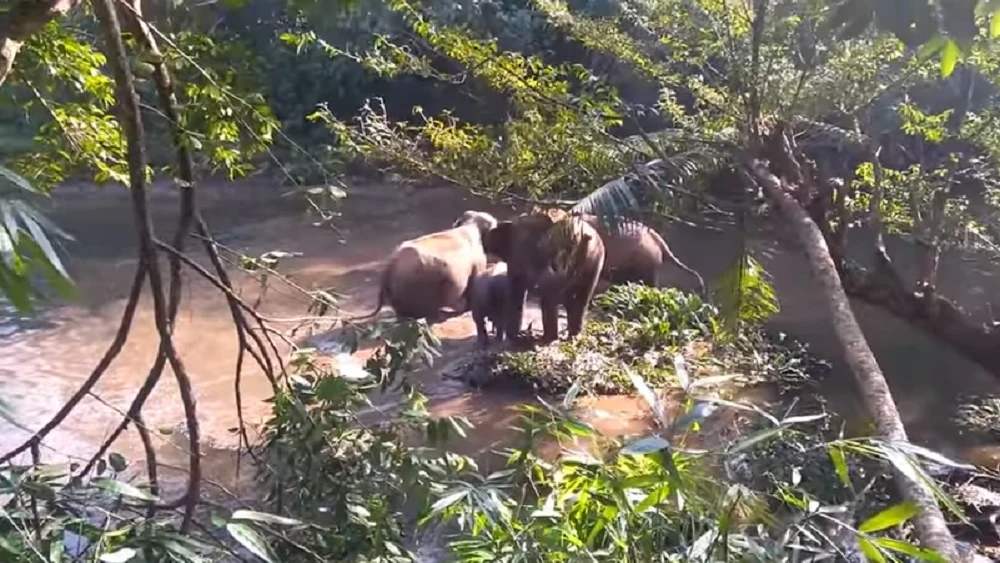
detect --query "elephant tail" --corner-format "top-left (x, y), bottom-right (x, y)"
top-left (349, 267), bottom-right (392, 322)
top-left (649, 228), bottom-right (706, 294)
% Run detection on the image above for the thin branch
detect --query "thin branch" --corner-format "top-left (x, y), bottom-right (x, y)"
top-left (158, 233), bottom-right (283, 387)
top-left (91, 0), bottom-right (200, 532)
top-left (28, 443), bottom-right (40, 539)
top-left (134, 412), bottom-right (159, 520)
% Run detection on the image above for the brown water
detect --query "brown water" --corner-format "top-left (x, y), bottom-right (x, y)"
top-left (2, 177), bottom-right (1000, 500)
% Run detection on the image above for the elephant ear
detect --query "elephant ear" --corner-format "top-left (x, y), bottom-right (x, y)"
top-left (545, 207), bottom-right (570, 223)
top-left (542, 216), bottom-right (586, 276)
top-left (484, 221), bottom-right (514, 261)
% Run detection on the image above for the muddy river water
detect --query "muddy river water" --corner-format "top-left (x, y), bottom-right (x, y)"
top-left (3, 177), bottom-right (1000, 499)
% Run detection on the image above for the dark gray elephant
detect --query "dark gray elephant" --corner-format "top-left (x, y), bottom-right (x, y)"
top-left (469, 261), bottom-right (509, 345)
top-left (482, 208), bottom-right (606, 344)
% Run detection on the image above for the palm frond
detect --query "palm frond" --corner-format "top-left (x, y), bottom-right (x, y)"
top-left (791, 117), bottom-right (873, 153)
top-left (0, 165), bottom-right (74, 314)
top-left (572, 148), bottom-right (728, 236)
top-left (713, 252), bottom-right (779, 339)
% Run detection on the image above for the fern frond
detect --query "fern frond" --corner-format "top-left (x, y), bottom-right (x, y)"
top-left (713, 252), bottom-right (779, 338)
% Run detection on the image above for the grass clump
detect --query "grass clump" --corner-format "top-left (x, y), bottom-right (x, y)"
top-left (487, 284), bottom-right (829, 396)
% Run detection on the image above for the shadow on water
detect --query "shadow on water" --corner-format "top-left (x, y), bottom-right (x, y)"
top-left (2, 177), bottom-right (1000, 498)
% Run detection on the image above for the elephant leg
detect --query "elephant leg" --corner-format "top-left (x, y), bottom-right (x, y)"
top-left (594, 278), bottom-right (612, 295)
top-left (472, 308), bottom-right (490, 346)
top-left (566, 265), bottom-right (603, 339)
top-left (505, 276), bottom-right (529, 341)
top-left (539, 294), bottom-right (560, 344)
top-left (646, 269), bottom-right (659, 287)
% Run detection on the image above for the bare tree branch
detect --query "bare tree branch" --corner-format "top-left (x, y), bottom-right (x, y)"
top-left (0, 0), bottom-right (79, 87)
top-left (91, 0), bottom-right (200, 531)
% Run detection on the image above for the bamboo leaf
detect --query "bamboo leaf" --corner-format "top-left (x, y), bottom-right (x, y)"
top-left (940, 39), bottom-right (960, 78)
top-left (93, 478), bottom-right (159, 502)
top-left (858, 501), bottom-right (919, 533)
top-left (99, 548), bottom-right (137, 563)
top-left (226, 523), bottom-right (277, 563)
top-left (230, 510), bottom-right (303, 527)
top-left (873, 537), bottom-right (947, 562)
top-left (859, 537), bottom-right (887, 563)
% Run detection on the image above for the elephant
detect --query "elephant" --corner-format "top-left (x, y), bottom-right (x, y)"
top-left (352, 211), bottom-right (497, 323)
top-left (482, 208), bottom-right (606, 344)
top-left (580, 214), bottom-right (705, 293)
top-left (469, 261), bottom-right (509, 346)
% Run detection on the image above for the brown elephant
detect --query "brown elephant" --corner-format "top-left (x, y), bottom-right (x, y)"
top-left (580, 214), bottom-right (705, 293)
top-left (482, 208), bottom-right (606, 344)
top-left (352, 211), bottom-right (497, 323)
top-left (469, 261), bottom-right (509, 346)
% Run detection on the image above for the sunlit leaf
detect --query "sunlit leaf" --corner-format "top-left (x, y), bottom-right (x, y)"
top-left (827, 444), bottom-right (851, 487)
top-left (873, 537), bottom-right (947, 562)
top-left (230, 510), bottom-right (303, 527)
top-left (226, 523), bottom-right (277, 563)
top-left (99, 548), bottom-right (137, 563)
top-left (858, 501), bottom-right (919, 533)
top-left (93, 478), bottom-right (159, 502)
top-left (429, 489), bottom-right (470, 516)
top-left (859, 537), bottom-right (887, 563)
top-left (621, 435), bottom-right (671, 455)
top-left (940, 39), bottom-right (960, 78)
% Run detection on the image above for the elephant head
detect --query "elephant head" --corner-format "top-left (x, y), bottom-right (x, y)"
top-left (453, 210), bottom-right (498, 235)
top-left (486, 207), bottom-right (605, 343)
top-left (484, 208), bottom-right (587, 278)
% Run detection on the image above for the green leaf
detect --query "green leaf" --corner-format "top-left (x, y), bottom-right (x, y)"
top-left (155, 533), bottom-right (210, 563)
top-left (22, 481), bottom-right (57, 502)
top-left (429, 489), bottom-right (469, 516)
top-left (230, 510), bottom-right (303, 527)
top-left (992, 10), bottom-right (1000, 38)
top-left (621, 435), bottom-right (671, 455)
top-left (827, 444), bottom-right (851, 487)
top-left (226, 523), bottom-right (277, 563)
top-left (858, 501), bottom-right (919, 533)
top-left (727, 426), bottom-right (784, 454)
top-left (859, 537), bottom-right (887, 563)
top-left (563, 378), bottom-right (583, 409)
top-left (93, 478), bottom-right (159, 502)
top-left (108, 453), bottom-right (127, 473)
top-left (916, 35), bottom-right (948, 62)
top-left (99, 548), bottom-right (137, 563)
top-left (873, 537), bottom-right (947, 562)
top-left (940, 39), bottom-right (960, 78)
top-left (0, 166), bottom-right (40, 195)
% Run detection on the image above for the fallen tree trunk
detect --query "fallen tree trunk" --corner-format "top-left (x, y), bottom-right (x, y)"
top-left (838, 251), bottom-right (1000, 377)
top-left (748, 158), bottom-right (959, 561)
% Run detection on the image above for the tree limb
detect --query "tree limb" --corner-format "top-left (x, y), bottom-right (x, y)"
top-left (0, 0), bottom-right (79, 88)
top-left (91, 0), bottom-right (200, 532)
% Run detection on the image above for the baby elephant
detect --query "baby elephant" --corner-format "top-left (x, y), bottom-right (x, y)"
top-left (469, 262), bottom-right (510, 345)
